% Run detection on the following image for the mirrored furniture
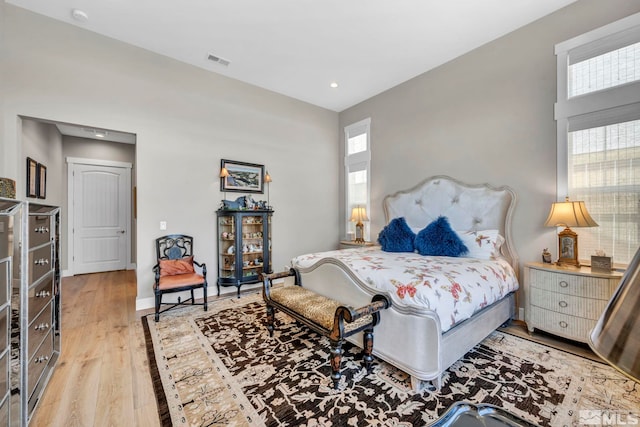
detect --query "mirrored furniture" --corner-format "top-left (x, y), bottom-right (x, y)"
top-left (217, 209), bottom-right (272, 297)
top-left (0, 198), bottom-right (26, 427)
top-left (7, 201), bottom-right (60, 426)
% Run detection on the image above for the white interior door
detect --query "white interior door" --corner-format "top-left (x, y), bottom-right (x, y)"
top-left (71, 161), bottom-right (131, 275)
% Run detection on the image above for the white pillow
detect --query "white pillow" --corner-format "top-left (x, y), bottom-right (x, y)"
top-left (457, 229), bottom-right (505, 260)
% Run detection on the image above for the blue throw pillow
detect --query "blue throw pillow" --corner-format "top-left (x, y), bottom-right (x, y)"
top-left (378, 217), bottom-right (416, 252)
top-left (415, 216), bottom-right (468, 257)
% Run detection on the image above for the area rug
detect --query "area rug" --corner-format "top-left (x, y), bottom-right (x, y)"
top-left (142, 293), bottom-right (640, 426)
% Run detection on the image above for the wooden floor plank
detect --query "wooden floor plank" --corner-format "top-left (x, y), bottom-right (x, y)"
top-left (29, 270), bottom-right (161, 427)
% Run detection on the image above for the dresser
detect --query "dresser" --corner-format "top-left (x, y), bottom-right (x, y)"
top-left (0, 198), bottom-right (27, 426)
top-left (525, 262), bottom-right (622, 343)
top-left (7, 203), bottom-right (61, 426)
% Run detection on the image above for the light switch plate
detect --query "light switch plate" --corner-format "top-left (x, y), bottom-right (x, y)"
top-left (160, 221), bottom-right (167, 230)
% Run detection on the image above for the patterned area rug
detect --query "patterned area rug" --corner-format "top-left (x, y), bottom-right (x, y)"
top-left (142, 293), bottom-right (640, 426)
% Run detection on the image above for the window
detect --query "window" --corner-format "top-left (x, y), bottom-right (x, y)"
top-left (556, 13), bottom-right (640, 264)
top-left (344, 118), bottom-right (371, 241)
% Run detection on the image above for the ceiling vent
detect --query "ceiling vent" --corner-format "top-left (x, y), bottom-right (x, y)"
top-left (207, 53), bottom-right (231, 67)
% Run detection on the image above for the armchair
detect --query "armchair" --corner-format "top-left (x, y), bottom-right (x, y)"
top-left (153, 234), bottom-right (207, 321)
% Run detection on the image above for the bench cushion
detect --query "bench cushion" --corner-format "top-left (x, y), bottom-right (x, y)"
top-left (269, 286), bottom-right (374, 333)
top-left (270, 286), bottom-right (339, 330)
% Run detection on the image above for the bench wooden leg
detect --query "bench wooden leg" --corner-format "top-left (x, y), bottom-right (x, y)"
top-left (266, 305), bottom-right (275, 337)
top-left (330, 339), bottom-right (344, 389)
top-left (362, 328), bottom-right (374, 372)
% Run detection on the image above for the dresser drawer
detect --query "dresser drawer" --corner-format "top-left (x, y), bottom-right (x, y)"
top-left (28, 330), bottom-right (53, 398)
top-left (528, 306), bottom-right (594, 342)
top-left (29, 215), bottom-right (52, 248)
top-left (529, 287), bottom-right (608, 320)
top-left (28, 302), bottom-right (52, 359)
top-left (28, 273), bottom-right (53, 323)
top-left (29, 244), bottom-right (52, 284)
top-left (528, 268), bottom-right (617, 300)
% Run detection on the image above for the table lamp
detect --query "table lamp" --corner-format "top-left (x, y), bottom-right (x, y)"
top-left (219, 167), bottom-right (229, 201)
top-left (350, 206), bottom-right (369, 244)
top-left (264, 170), bottom-right (272, 209)
top-left (544, 197), bottom-right (598, 267)
top-left (590, 244), bottom-right (640, 384)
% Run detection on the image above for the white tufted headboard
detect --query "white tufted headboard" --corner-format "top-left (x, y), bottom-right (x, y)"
top-left (383, 175), bottom-right (518, 272)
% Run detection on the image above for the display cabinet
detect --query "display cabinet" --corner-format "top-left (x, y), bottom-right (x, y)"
top-left (217, 209), bottom-right (272, 297)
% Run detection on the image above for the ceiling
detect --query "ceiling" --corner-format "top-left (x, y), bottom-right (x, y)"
top-left (8, 0), bottom-right (576, 112)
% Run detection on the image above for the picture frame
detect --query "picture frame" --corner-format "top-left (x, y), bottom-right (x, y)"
top-left (26, 157), bottom-right (38, 198)
top-left (557, 228), bottom-right (579, 267)
top-left (37, 163), bottom-right (47, 199)
top-left (220, 159), bottom-right (264, 194)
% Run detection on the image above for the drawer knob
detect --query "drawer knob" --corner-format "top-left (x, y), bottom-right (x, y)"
top-left (34, 258), bottom-right (49, 266)
top-left (559, 321), bottom-right (568, 328)
top-left (559, 280), bottom-right (569, 288)
top-left (35, 355), bottom-right (49, 364)
top-left (559, 301), bottom-right (568, 308)
top-left (34, 322), bottom-right (50, 331)
top-left (35, 226), bottom-right (49, 233)
top-left (36, 290), bottom-right (51, 298)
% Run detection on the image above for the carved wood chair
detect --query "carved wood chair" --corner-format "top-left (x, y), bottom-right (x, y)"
top-left (153, 234), bottom-right (207, 321)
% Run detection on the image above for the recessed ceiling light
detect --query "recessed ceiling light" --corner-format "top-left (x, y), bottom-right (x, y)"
top-left (94, 130), bottom-right (107, 138)
top-left (71, 9), bottom-right (89, 22)
top-left (330, 82), bottom-right (339, 88)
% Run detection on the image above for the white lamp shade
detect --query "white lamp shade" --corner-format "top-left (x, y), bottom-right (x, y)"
top-left (350, 207), bottom-right (369, 222)
top-left (544, 200), bottom-right (598, 228)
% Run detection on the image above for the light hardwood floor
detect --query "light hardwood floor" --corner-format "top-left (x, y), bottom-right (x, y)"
top-left (29, 270), bottom-right (160, 427)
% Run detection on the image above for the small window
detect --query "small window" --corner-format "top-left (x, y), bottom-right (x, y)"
top-left (569, 41), bottom-right (640, 97)
top-left (344, 118), bottom-right (371, 241)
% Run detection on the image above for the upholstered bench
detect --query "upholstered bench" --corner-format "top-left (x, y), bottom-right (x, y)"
top-left (262, 269), bottom-right (391, 389)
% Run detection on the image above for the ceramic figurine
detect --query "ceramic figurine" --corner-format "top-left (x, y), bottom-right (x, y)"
top-left (542, 248), bottom-right (552, 263)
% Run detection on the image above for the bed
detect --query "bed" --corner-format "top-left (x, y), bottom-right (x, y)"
top-left (289, 175), bottom-right (519, 391)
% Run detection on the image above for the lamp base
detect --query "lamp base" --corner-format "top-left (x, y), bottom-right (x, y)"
top-left (556, 227), bottom-right (580, 267)
top-left (354, 237), bottom-right (365, 244)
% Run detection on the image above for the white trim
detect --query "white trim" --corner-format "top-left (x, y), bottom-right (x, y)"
top-left (66, 156), bottom-right (132, 169)
top-left (555, 11), bottom-right (640, 54)
top-left (66, 158), bottom-right (132, 276)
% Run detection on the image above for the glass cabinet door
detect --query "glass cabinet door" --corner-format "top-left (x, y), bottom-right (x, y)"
top-left (240, 214), bottom-right (264, 281)
top-left (218, 214), bottom-right (236, 280)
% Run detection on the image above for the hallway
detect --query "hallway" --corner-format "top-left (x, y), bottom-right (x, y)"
top-left (30, 271), bottom-right (160, 427)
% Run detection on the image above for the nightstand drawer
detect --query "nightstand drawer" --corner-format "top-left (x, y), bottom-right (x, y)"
top-left (530, 287), bottom-right (608, 320)
top-left (528, 306), bottom-right (593, 341)
top-left (528, 268), bottom-right (616, 300)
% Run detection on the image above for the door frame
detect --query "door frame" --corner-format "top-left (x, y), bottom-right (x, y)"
top-left (66, 156), bottom-right (133, 276)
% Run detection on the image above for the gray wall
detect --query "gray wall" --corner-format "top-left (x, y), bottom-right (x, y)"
top-left (1, 5), bottom-right (339, 306)
top-left (339, 0), bottom-right (640, 293)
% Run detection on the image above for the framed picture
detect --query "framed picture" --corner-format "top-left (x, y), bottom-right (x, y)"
top-left (220, 159), bottom-right (264, 194)
top-left (37, 163), bottom-right (47, 199)
top-left (558, 228), bottom-right (579, 266)
top-left (26, 157), bottom-right (38, 198)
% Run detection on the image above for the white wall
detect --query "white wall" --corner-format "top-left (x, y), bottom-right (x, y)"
top-left (339, 0), bottom-right (640, 282)
top-left (0, 5), bottom-right (339, 305)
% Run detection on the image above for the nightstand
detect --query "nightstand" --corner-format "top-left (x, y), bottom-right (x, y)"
top-left (524, 262), bottom-right (623, 343)
top-left (339, 240), bottom-right (377, 250)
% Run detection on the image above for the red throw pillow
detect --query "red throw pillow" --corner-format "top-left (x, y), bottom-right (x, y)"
top-left (159, 256), bottom-right (195, 277)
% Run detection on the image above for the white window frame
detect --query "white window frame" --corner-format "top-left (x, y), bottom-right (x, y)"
top-left (555, 12), bottom-right (640, 264)
top-left (344, 118), bottom-right (371, 241)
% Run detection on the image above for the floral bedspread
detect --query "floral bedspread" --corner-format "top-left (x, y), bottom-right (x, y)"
top-left (292, 246), bottom-right (519, 332)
